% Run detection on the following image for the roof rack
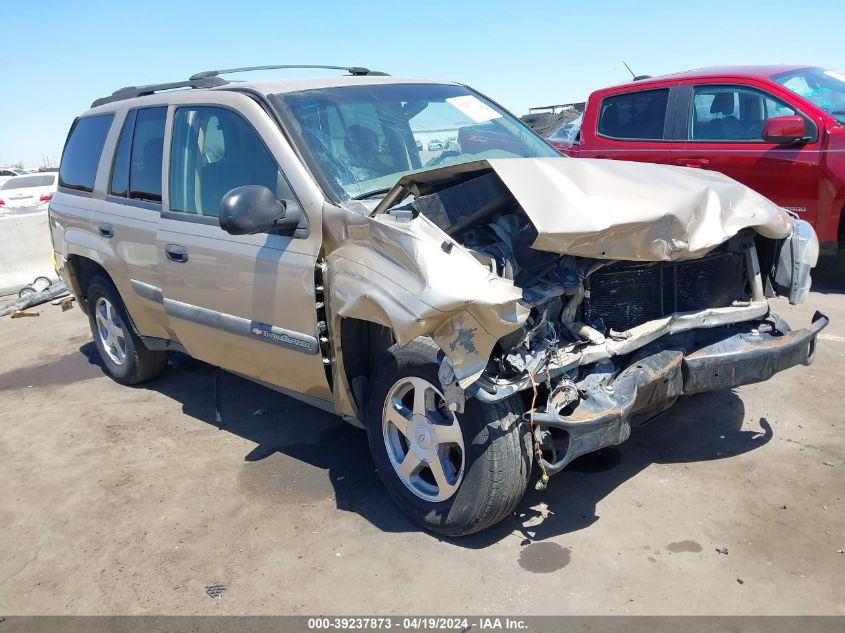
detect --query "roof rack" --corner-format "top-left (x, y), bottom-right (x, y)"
top-left (91, 77), bottom-right (228, 107)
top-left (91, 65), bottom-right (388, 108)
top-left (189, 64), bottom-right (389, 80)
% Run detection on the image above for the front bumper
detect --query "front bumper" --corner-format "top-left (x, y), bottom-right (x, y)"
top-left (532, 311), bottom-right (829, 474)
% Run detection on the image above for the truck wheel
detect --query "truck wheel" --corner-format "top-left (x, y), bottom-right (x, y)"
top-left (86, 276), bottom-right (167, 385)
top-left (364, 338), bottom-right (532, 536)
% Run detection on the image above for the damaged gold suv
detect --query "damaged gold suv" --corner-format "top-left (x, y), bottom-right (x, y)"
top-left (51, 66), bottom-right (828, 536)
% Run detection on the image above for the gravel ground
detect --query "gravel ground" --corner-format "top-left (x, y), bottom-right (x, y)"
top-left (0, 258), bottom-right (843, 615)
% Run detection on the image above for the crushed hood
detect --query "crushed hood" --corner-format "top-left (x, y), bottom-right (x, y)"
top-left (376, 157), bottom-right (793, 261)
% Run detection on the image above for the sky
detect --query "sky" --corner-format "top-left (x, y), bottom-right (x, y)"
top-left (1, 0), bottom-right (842, 167)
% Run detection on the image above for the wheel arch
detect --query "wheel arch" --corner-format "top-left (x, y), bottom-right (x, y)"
top-left (65, 254), bottom-right (113, 315)
top-left (334, 316), bottom-right (396, 419)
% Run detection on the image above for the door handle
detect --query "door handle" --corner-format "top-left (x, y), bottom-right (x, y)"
top-left (165, 244), bottom-right (189, 263)
top-left (98, 223), bottom-right (114, 238)
top-left (675, 158), bottom-right (710, 168)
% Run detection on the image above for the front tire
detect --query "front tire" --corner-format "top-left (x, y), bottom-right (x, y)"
top-left (364, 338), bottom-right (532, 536)
top-left (86, 276), bottom-right (167, 385)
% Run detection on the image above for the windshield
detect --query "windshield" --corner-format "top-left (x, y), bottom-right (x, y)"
top-left (274, 83), bottom-right (558, 201)
top-left (773, 67), bottom-right (845, 124)
top-left (1, 174), bottom-right (55, 190)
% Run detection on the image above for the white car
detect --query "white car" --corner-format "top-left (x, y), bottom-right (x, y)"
top-left (0, 168), bottom-right (30, 187)
top-left (0, 173), bottom-right (58, 214)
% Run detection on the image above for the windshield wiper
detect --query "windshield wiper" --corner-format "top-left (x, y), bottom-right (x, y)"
top-left (352, 188), bottom-right (391, 200)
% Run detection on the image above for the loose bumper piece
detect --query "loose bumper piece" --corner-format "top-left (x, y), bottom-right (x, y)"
top-left (532, 312), bottom-right (829, 474)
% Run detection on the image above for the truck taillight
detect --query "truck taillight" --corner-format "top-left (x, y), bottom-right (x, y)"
top-left (39, 193), bottom-right (53, 202)
top-left (0, 199), bottom-right (4, 206)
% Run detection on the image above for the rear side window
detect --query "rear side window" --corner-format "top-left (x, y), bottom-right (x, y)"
top-left (129, 107), bottom-right (166, 202)
top-left (59, 114), bottom-right (114, 193)
top-left (109, 110), bottom-right (137, 198)
top-left (169, 106), bottom-right (280, 218)
top-left (597, 89), bottom-right (669, 140)
top-left (108, 107), bottom-right (166, 203)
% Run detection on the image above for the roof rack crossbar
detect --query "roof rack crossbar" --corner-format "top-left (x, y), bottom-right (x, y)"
top-left (189, 64), bottom-right (389, 80)
top-left (91, 65), bottom-right (389, 108)
top-left (91, 76), bottom-right (228, 108)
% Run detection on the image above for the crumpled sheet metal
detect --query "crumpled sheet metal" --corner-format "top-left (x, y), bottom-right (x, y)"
top-left (327, 157), bottom-right (792, 413)
top-left (489, 157), bottom-right (792, 261)
top-left (380, 157), bottom-right (793, 262)
top-left (324, 205), bottom-right (529, 397)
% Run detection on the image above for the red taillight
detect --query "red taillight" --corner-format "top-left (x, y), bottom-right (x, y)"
top-left (39, 193), bottom-right (53, 202)
top-left (0, 199), bottom-right (4, 206)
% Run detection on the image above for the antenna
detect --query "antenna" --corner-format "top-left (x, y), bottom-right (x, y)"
top-left (622, 61), bottom-right (652, 82)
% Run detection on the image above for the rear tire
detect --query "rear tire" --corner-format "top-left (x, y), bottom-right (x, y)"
top-left (364, 338), bottom-right (532, 536)
top-left (86, 276), bottom-right (167, 385)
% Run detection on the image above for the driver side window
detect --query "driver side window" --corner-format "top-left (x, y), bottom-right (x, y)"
top-left (690, 85), bottom-right (798, 142)
top-left (169, 106), bottom-right (282, 217)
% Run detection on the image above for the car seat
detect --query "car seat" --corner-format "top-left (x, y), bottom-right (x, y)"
top-left (707, 92), bottom-right (746, 140)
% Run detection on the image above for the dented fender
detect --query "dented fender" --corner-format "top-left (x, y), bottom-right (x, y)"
top-left (323, 202), bottom-right (530, 416)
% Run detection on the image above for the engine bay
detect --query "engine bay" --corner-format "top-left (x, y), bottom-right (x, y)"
top-left (403, 170), bottom-right (754, 388)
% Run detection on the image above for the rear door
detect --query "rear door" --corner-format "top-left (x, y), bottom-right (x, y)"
top-left (155, 93), bottom-right (331, 401)
top-left (578, 84), bottom-right (682, 164)
top-left (97, 105), bottom-right (171, 340)
top-left (673, 81), bottom-right (823, 225)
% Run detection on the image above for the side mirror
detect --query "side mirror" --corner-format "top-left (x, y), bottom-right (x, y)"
top-left (762, 115), bottom-right (807, 144)
top-left (219, 185), bottom-right (302, 235)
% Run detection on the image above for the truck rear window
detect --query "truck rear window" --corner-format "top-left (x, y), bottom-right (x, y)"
top-left (597, 89), bottom-right (668, 140)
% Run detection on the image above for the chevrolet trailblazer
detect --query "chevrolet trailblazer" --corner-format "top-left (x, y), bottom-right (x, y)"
top-left (50, 65), bottom-right (827, 535)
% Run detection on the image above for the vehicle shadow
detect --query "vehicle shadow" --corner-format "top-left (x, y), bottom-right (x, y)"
top-left (80, 343), bottom-right (772, 545)
top-left (810, 254), bottom-right (845, 295)
top-left (455, 390), bottom-right (768, 549)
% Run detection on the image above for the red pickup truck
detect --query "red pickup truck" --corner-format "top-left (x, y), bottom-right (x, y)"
top-left (563, 66), bottom-right (845, 269)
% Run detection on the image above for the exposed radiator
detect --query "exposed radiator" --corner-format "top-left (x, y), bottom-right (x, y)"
top-left (583, 252), bottom-right (746, 332)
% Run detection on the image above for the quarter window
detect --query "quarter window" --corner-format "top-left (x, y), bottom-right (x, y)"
top-left (59, 114), bottom-right (114, 193)
top-left (597, 89), bottom-right (669, 140)
top-left (690, 85), bottom-right (798, 141)
top-left (169, 107), bottom-right (281, 218)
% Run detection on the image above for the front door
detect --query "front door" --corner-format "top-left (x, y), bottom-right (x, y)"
top-left (156, 103), bottom-right (331, 401)
top-left (673, 83), bottom-right (823, 226)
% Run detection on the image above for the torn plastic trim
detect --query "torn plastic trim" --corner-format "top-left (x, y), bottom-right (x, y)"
top-left (771, 218), bottom-right (819, 305)
top-left (531, 311), bottom-right (828, 474)
top-left (470, 300), bottom-right (771, 403)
